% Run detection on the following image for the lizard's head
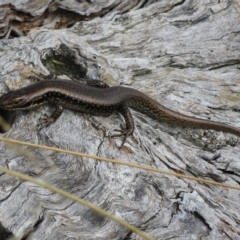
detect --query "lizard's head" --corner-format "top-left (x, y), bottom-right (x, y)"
top-left (0, 89), bottom-right (31, 110)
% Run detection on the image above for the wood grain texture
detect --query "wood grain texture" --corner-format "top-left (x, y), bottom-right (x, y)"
top-left (0, 0), bottom-right (240, 239)
top-left (0, 0), bottom-right (159, 38)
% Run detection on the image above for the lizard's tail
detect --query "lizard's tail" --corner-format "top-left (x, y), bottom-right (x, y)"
top-left (126, 90), bottom-right (240, 137)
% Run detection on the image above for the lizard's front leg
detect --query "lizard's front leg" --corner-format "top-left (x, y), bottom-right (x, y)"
top-left (38, 104), bottom-right (63, 129)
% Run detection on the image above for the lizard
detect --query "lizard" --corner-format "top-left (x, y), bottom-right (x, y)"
top-left (0, 78), bottom-right (239, 148)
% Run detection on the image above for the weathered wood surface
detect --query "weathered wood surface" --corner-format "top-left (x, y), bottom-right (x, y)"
top-left (0, 0), bottom-right (240, 239)
top-left (0, 0), bottom-right (157, 38)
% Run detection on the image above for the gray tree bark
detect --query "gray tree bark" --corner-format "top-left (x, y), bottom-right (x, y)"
top-left (0, 0), bottom-right (240, 239)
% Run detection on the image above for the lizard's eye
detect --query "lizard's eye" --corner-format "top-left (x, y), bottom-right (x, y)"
top-left (11, 97), bottom-right (23, 105)
top-left (13, 99), bottom-right (21, 104)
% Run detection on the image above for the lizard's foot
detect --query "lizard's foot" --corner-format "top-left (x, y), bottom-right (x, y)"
top-left (111, 127), bottom-right (132, 149)
top-left (38, 114), bottom-right (55, 129)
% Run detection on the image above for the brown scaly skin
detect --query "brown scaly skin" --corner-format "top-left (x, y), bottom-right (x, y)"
top-left (0, 79), bottom-right (240, 148)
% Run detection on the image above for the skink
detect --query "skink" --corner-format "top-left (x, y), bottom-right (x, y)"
top-left (0, 79), bottom-right (239, 147)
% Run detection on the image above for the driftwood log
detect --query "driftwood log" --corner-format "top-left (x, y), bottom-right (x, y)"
top-left (0, 0), bottom-right (240, 239)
